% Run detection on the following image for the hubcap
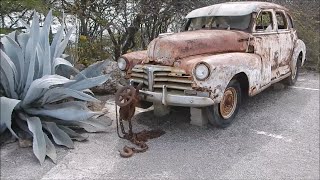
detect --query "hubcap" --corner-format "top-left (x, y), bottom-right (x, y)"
top-left (219, 87), bottom-right (237, 119)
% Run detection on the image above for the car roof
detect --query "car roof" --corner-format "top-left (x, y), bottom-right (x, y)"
top-left (185, 1), bottom-right (288, 18)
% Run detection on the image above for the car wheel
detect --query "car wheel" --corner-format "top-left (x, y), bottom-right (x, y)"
top-left (205, 79), bottom-right (241, 128)
top-left (284, 55), bottom-right (302, 86)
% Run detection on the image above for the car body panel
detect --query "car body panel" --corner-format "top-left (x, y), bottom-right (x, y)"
top-left (119, 1), bottom-right (306, 107)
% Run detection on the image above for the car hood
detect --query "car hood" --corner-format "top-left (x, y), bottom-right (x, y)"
top-left (146, 30), bottom-right (250, 66)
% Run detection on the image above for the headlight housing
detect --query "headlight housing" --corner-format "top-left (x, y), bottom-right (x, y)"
top-left (117, 57), bottom-right (127, 71)
top-left (194, 63), bottom-right (210, 80)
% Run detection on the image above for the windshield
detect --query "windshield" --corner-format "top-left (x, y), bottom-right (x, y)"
top-left (185, 15), bottom-right (251, 31)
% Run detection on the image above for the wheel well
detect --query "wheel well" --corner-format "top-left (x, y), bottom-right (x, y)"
top-left (298, 52), bottom-right (303, 62)
top-left (233, 72), bottom-right (249, 97)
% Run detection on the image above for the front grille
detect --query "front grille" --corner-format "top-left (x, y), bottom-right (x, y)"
top-left (129, 65), bottom-right (193, 93)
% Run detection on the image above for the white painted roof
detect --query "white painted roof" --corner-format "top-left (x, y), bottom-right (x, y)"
top-left (186, 1), bottom-right (287, 18)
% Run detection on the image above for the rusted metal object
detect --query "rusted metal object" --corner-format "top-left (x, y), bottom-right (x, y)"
top-left (115, 83), bottom-right (165, 158)
top-left (117, 1), bottom-right (306, 126)
top-left (146, 30), bottom-right (250, 66)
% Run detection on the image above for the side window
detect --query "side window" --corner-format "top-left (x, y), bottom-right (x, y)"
top-left (255, 11), bottom-right (274, 32)
top-left (287, 14), bottom-right (294, 28)
top-left (275, 11), bottom-right (288, 30)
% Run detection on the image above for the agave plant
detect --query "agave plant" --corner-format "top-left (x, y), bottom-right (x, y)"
top-left (0, 10), bottom-right (111, 164)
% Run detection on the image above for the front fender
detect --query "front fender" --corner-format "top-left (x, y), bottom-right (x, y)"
top-left (182, 53), bottom-right (262, 102)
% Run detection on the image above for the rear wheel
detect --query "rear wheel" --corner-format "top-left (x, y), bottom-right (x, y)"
top-left (205, 79), bottom-right (241, 128)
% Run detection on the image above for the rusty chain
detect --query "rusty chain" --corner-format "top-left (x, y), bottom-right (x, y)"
top-left (115, 83), bottom-right (165, 158)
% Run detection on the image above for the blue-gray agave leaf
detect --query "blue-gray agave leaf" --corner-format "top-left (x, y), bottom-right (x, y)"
top-left (41, 87), bottom-right (100, 105)
top-left (66, 75), bottom-right (111, 91)
top-left (50, 24), bottom-right (64, 61)
top-left (0, 97), bottom-right (20, 136)
top-left (22, 75), bottom-right (74, 106)
top-left (25, 101), bottom-right (102, 121)
top-left (0, 49), bottom-right (19, 98)
top-left (1, 34), bottom-right (23, 86)
top-left (23, 12), bottom-right (40, 96)
top-left (73, 61), bottom-right (107, 81)
top-left (44, 134), bottom-right (57, 163)
top-left (39, 10), bottom-right (52, 50)
top-left (58, 125), bottom-right (88, 141)
top-left (43, 122), bottom-right (74, 148)
top-left (53, 26), bottom-right (75, 61)
top-left (26, 116), bottom-right (46, 165)
top-left (70, 120), bottom-right (109, 133)
top-left (0, 10), bottom-right (109, 165)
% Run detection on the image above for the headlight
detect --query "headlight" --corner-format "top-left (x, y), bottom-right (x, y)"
top-left (117, 57), bottom-right (127, 71)
top-left (194, 63), bottom-right (210, 80)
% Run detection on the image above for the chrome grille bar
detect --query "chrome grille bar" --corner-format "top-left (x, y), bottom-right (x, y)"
top-left (130, 65), bottom-right (192, 92)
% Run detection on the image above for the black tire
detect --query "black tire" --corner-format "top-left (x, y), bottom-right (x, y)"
top-left (205, 79), bottom-right (241, 128)
top-left (284, 54), bottom-right (302, 86)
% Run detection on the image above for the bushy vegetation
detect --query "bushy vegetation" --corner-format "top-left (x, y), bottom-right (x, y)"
top-left (1, 0), bottom-right (318, 71)
top-left (0, 11), bottom-right (110, 164)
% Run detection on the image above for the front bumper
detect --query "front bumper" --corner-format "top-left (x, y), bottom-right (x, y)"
top-left (138, 85), bottom-right (214, 107)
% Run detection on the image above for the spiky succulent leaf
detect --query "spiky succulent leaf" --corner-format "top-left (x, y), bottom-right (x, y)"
top-left (66, 75), bottom-right (111, 91)
top-left (25, 101), bottom-right (103, 121)
top-left (40, 87), bottom-right (100, 105)
top-left (0, 49), bottom-right (19, 98)
top-left (70, 120), bottom-right (110, 133)
top-left (43, 122), bottom-right (74, 148)
top-left (23, 12), bottom-right (40, 97)
top-left (0, 97), bottom-right (20, 136)
top-left (44, 134), bottom-right (57, 163)
top-left (22, 75), bottom-right (74, 106)
top-left (58, 125), bottom-right (88, 141)
top-left (0, 10), bottom-right (110, 164)
top-left (74, 61), bottom-right (107, 81)
top-left (26, 116), bottom-right (46, 165)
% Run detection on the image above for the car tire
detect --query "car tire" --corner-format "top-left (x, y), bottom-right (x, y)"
top-left (205, 79), bottom-right (241, 128)
top-left (284, 54), bottom-right (302, 86)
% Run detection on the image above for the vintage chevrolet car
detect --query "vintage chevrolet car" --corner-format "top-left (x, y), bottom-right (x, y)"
top-left (117, 1), bottom-right (306, 128)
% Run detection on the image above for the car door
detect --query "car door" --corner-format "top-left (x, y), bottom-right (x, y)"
top-left (275, 10), bottom-right (295, 76)
top-left (252, 9), bottom-right (280, 87)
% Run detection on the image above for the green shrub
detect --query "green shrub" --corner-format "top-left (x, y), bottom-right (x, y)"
top-left (0, 10), bottom-right (110, 164)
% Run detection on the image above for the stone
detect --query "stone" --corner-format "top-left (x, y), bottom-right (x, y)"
top-left (90, 60), bottom-right (122, 94)
top-left (74, 63), bottom-right (86, 71)
top-left (153, 103), bottom-right (171, 117)
top-left (18, 138), bottom-right (32, 148)
top-left (190, 107), bottom-right (208, 127)
top-left (87, 101), bottom-right (107, 112)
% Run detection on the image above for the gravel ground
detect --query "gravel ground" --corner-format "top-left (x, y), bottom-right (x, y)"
top-left (1, 70), bottom-right (319, 180)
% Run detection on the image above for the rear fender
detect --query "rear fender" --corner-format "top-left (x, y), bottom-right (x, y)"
top-left (292, 39), bottom-right (306, 67)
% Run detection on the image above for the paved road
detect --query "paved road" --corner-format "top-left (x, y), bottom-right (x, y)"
top-left (1, 70), bottom-right (319, 179)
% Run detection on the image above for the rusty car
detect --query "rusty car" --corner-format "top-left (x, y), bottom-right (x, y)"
top-left (117, 1), bottom-right (306, 128)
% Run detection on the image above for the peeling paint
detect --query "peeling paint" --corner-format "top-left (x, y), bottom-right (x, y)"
top-left (119, 2), bottom-right (306, 107)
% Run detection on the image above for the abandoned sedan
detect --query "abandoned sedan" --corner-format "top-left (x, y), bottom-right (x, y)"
top-left (117, 2), bottom-right (306, 128)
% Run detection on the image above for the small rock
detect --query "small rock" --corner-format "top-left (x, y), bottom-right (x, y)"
top-left (90, 60), bottom-right (123, 94)
top-left (75, 63), bottom-right (86, 71)
top-left (18, 138), bottom-right (32, 148)
top-left (87, 101), bottom-right (107, 112)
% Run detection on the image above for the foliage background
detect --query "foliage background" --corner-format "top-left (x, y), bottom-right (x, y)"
top-left (0, 0), bottom-right (319, 70)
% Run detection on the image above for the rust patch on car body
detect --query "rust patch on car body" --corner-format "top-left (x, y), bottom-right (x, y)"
top-left (118, 1), bottom-right (306, 108)
top-left (146, 30), bottom-right (250, 66)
